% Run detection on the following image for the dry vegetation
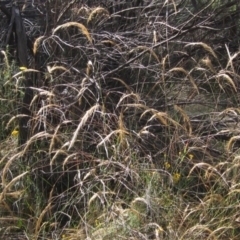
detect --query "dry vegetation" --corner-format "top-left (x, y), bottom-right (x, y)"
top-left (1, 0), bottom-right (240, 239)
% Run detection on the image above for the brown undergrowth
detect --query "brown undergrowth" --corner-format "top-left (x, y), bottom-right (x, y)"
top-left (1, 0), bottom-right (240, 239)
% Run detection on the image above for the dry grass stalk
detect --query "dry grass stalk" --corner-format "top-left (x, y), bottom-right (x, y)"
top-left (101, 40), bottom-right (122, 51)
top-left (33, 36), bottom-right (45, 55)
top-left (62, 153), bottom-right (78, 170)
top-left (47, 65), bottom-right (69, 74)
top-left (119, 103), bottom-right (148, 111)
top-left (22, 132), bottom-right (53, 155)
top-left (53, 22), bottom-right (92, 43)
top-left (129, 46), bottom-right (161, 63)
top-left (201, 56), bottom-right (216, 73)
top-left (147, 54), bottom-right (168, 95)
top-left (76, 86), bottom-right (88, 100)
top-left (203, 194), bottom-right (223, 204)
top-left (171, 0), bottom-right (177, 13)
top-left (188, 162), bottom-right (217, 177)
top-left (86, 60), bottom-right (93, 76)
top-left (208, 226), bottom-right (234, 240)
top-left (131, 197), bottom-right (149, 207)
top-left (148, 111), bottom-right (169, 126)
top-left (149, 109), bottom-right (182, 128)
top-left (1, 50), bottom-right (10, 70)
top-left (77, 6), bottom-right (90, 16)
top-left (174, 105), bottom-right (192, 135)
top-left (34, 202), bottom-right (52, 239)
top-left (4, 190), bottom-right (24, 199)
top-left (0, 216), bottom-right (26, 222)
top-left (30, 90), bottom-right (55, 107)
top-left (1, 152), bottom-right (22, 187)
top-left (118, 103), bottom-right (182, 127)
top-left (217, 73), bottom-right (237, 92)
top-left (226, 136), bottom-right (240, 151)
top-left (1, 200), bottom-right (14, 216)
top-left (6, 69), bottom-right (40, 86)
top-left (118, 111), bottom-right (128, 149)
top-left (68, 104), bottom-right (100, 150)
top-left (184, 42), bottom-right (218, 59)
top-left (162, 54), bottom-right (168, 82)
top-left (168, 67), bottom-right (199, 94)
top-left (50, 150), bottom-right (68, 170)
top-left (110, 78), bottom-right (132, 92)
top-left (88, 191), bottom-right (115, 207)
top-left (56, 0), bottom-right (79, 24)
top-left (188, 163), bottom-right (228, 188)
top-left (87, 7), bottom-right (110, 25)
top-left (219, 108), bottom-right (240, 117)
top-left (37, 104), bottom-right (59, 115)
top-left (116, 93), bottom-right (140, 108)
top-left (180, 225), bottom-right (216, 240)
top-left (0, 171), bottom-right (29, 202)
top-left (59, 228), bottom-right (86, 240)
top-left (97, 129), bottom-right (129, 149)
top-left (49, 124), bottom-right (63, 153)
top-left (137, 126), bottom-right (155, 138)
top-left (6, 115), bottom-right (28, 129)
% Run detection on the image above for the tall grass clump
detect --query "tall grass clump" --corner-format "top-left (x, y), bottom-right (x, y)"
top-left (1, 0), bottom-right (240, 239)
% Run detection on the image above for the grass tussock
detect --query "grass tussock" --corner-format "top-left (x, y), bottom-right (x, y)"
top-left (1, 0), bottom-right (240, 239)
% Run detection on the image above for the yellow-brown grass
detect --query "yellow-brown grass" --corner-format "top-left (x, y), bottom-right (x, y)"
top-left (101, 40), bottom-right (122, 51)
top-left (174, 105), bottom-right (192, 135)
top-left (129, 46), bottom-right (161, 64)
top-left (87, 7), bottom-right (110, 25)
top-left (0, 171), bottom-right (29, 202)
top-left (47, 65), bottom-right (69, 74)
top-left (226, 136), bottom-right (240, 151)
top-left (217, 72), bottom-right (237, 92)
top-left (201, 56), bottom-right (216, 73)
top-left (168, 67), bottom-right (199, 94)
top-left (53, 22), bottom-right (92, 43)
top-left (184, 42), bottom-right (218, 59)
top-left (1, 50), bottom-right (10, 70)
top-left (68, 104), bottom-right (100, 150)
top-left (34, 202), bottom-right (52, 240)
top-left (33, 36), bottom-right (45, 55)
